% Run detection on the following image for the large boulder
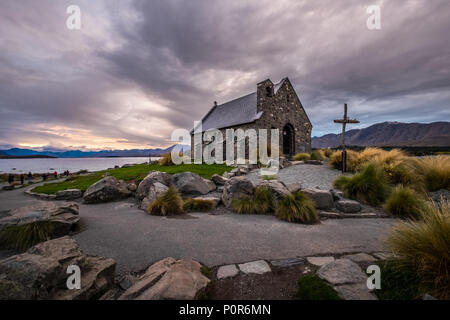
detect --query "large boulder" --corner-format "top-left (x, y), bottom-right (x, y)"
top-left (211, 174), bottom-right (229, 186)
top-left (139, 182), bottom-right (169, 212)
top-left (55, 189), bottom-right (83, 200)
top-left (336, 199), bottom-right (361, 213)
top-left (0, 237), bottom-right (116, 300)
top-left (256, 180), bottom-right (290, 200)
top-left (83, 176), bottom-right (131, 204)
top-left (0, 201), bottom-right (80, 236)
top-left (172, 172), bottom-right (216, 196)
top-left (136, 171), bottom-right (172, 200)
top-left (222, 176), bottom-right (255, 208)
top-left (301, 188), bottom-right (334, 210)
top-left (119, 258), bottom-right (210, 300)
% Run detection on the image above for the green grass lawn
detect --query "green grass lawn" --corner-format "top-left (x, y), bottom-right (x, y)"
top-left (31, 163), bottom-right (232, 195)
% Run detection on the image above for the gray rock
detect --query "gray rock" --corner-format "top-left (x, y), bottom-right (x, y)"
top-left (256, 180), bottom-right (290, 200)
top-left (55, 189), bottom-right (83, 200)
top-left (334, 283), bottom-right (377, 300)
top-left (341, 253), bottom-right (376, 263)
top-left (119, 275), bottom-right (138, 290)
top-left (307, 256), bottom-right (335, 266)
top-left (127, 183), bottom-right (137, 192)
top-left (319, 211), bottom-right (343, 219)
top-left (270, 257), bottom-right (305, 267)
top-left (423, 293), bottom-right (437, 300)
top-left (83, 176), bottom-right (131, 204)
top-left (330, 189), bottom-right (345, 201)
top-left (317, 259), bottom-right (367, 285)
top-left (372, 252), bottom-right (394, 260)
top-left (136, 171), bottom-right (172, 200)
top-left (336, 199), bottom-right (361, 213)
top-left (173, 172), bottom-right (216, 196)
top-left (0, 201), bottom-right (80, 237)
top-left (217, 264), bottom-right (239, 279)
top-left (304, 160), bottom-right (323, 165)
top-left (211, 174), bottom-right (229, 185)
top-left (238, 260), bottom-right (271, 274)
top-left (120, 258), bottom-right (210, 300)
top-left (0, 237), bottom-right (116, 300)
top-left (139, 182), bottom-right (169, 212)
top-left (285, 182), bottom-right (302, 193)
top-left (222, 176), bottom-right (255, 208)
top-left (301, 188), bottom-right (334, 210)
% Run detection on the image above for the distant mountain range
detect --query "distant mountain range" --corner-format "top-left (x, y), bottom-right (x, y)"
top-left (312, 121), bottom-right (450, 148)
top-left (0, 145), bottom-right (190, 158)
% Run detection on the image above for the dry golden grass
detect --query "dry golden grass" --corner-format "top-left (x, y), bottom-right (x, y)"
top-left (148, 186), bottom-right (184, 216)
top-left (355, 147), bottom-right (385, 170)
top-left (415, 155), bottom-right (450, 191)
top-left (386, 199), bottom-right (450, 299)
top-left (293, 153), bottom-right (310, 161)
top-left (158, 152), bottom-right (174, 166)
top-left (329, 149), bottom-right (359, 172)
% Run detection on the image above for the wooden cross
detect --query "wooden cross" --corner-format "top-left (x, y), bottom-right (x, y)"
top-left (334, 103), bottom-right (359, 173)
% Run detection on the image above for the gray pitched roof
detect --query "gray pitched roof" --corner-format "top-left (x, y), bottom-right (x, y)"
top-left (194, 91), bottom-right (262, 132)
top-left (193, 78), bottom-right (288, 133)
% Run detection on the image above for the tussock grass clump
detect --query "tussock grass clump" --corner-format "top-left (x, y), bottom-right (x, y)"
top-left (329, 150), bottom-right (359, 172)
top-left (0, 221), bottom-right (56, 252)
top-left (231, 187), bottom-right (275, 215)
top-left (293, 153), bottom-right (310, 161)
top-left (263, 175), bottom-right (278, 180)
top-left (322, 148), bottom-right (333, 158)
top-left (231, 196), bottom-right (256, 214)
top-left (355, 147), bottom-right (385, 170)
top-left (333, 164), bottom-right (390, 206)
top-left (386, 199), bottom-right (450, 299)
top-left (276, 192), bottom-right (318, 224)
top-left (158, 153), bottom-right (174, 166)
top-left (385, 185), bottom-right (428, 220)
top-left (415, 155), bottom-right (450, 191)
top-left (183, 198), bottom-right (215, 212)
top-left (148, 186), bottom-right (184, 216)
top-left (310, 150), bottom-right (325, 161)
top-left (297, 275), bottom-right (341, 300)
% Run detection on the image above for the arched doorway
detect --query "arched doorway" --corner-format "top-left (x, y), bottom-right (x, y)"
top-left (282, 123), bottom-right (295, 158)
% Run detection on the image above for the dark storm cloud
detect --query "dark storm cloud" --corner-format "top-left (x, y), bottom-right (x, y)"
top-left (1, 0), bottom-right (449, 148)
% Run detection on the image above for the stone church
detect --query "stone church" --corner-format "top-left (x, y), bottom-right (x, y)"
top-left (192, 77), bottom-right (312, 159)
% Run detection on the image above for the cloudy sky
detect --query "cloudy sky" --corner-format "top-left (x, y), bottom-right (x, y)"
top-left (1, 0), bottom-right (449, 150)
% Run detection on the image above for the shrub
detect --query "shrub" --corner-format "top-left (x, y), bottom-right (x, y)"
top-left (231, 187), bottom-right (275, 215)
top-left (183, 198), bottom-right (215, 212)
top-left (329, 150), bottom-right (359, 172)
top-left (385, 185), bottom-right (428, 220)
top-left (297, 275), bottom-right (341, 300)
top-left (231, 196), bottom-right (256, 214)
top-left (333, 164), bottom-right (390, 206)
top-left (0, 221), bottom-right (56, 252)
top-left (158, 153), bottom-right (174, 166)
top-left (375, 260), bottom-right (421, 300)
top-left (293, 153), bottom-right (310, 161)
top-left (415, 155), bottom-right (450, 191)
top-left (148, 186), bottom-right (184, 216)
top-left (263, 175), bottom-right (278, 180)
top-left (254, 186), bottom-right (276, 214)
top-left (276, 192), bottom-right (318, 224)
top-left (386, 199), bottom-right (450, 299)
top-left (310, 150), bottom-right (325, 161)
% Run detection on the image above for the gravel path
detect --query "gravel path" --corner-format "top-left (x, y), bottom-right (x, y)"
top-left (247, 163), bottom-right (343, 190)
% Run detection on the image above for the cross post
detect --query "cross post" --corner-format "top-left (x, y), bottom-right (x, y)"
top-left (333, 103), bottom-right (359, 173)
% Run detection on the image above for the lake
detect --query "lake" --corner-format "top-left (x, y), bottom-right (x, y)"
top-left (0, 157), bottom-right (159, 174)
